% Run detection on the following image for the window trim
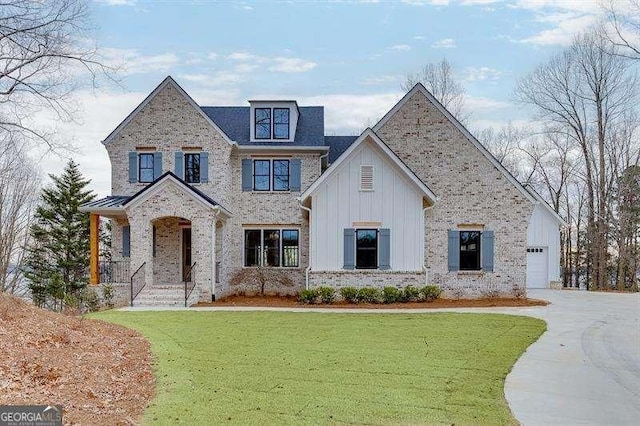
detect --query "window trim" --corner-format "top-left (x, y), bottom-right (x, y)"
top-left (254, 107), bottom-right (272, 140)
top-left (355, 228), bottom-right (378, 270)
top-left (459, 230), bottom-right (482, 271)
top-left (138, 153), bottom-right (155, 183)
top-left (243, 228), bottom-right (300, 268)
top-left (251, 159), bottom-right (290, 192)
top-left (184, 153), bottom-right (201, 184)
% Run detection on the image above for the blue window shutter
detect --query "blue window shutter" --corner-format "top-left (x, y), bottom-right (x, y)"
top-left (200, 152), bottom-right (209, 183)
top-left (379, 228), bottom-right (391, 270)
top-left (343, 228), bottom-right (355, 270)
top-left (482, 230), bottom-right (495, 272)
top-left (447, 230), bottom-right (460, 272)
top-left (153, 151), bottom-right (162, 180)
top-left (290, 158), bottom-right (302, 191)
top-left (175, 151), bottom-right (184, 178)
top-left (128, 152), bottom-right (137, 183)
top-left (122, 226), bottom-right (131, 257)
top-left (241, 159), bottom-right (253, 191)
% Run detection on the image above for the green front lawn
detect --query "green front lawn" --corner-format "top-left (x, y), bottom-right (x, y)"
top-left (92, 311), bottom-right (545, 425)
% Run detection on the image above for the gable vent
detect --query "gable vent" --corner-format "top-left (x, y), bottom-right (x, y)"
top-left (360, 165), bottom-right (374, 191)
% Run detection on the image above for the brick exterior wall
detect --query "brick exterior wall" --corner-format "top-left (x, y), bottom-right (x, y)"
top-left (376, 91), bottom-right (534, 298)
top-left (309, 271), bottom-right (425, 290)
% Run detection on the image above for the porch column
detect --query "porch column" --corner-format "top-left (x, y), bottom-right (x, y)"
top-left (129, 216), bottom-right (154, 288)
top-left (90, 213), bottom-right (100, 285)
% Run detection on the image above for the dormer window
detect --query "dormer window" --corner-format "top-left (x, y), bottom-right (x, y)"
top-left (254, 107), bottom-right (290, 140)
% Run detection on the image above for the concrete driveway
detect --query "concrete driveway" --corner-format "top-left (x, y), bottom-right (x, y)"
top-left (505, 289), bottom-right (640, 425)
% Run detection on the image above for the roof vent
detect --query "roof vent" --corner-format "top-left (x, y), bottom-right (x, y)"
top-left (360, 165), bottom-right (374, 191)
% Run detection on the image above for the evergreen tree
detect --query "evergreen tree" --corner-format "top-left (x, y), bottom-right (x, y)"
top-left (24, 160), bottom-right (95, 308)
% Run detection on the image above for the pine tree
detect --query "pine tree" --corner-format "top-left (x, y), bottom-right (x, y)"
top-left (24, 160), bottom-right (95, 308)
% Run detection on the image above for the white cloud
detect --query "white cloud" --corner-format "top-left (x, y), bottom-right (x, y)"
top-left (101, 48), bottom-right (180, 75)
top-left (464, 66), bottom-right (503, 81)
top-left (179, 72), bottom-right (242, 87)
top-left (208, 52), bottom-right (218, 60)
top-left (227, 51), bottom-right (258, 61)
top-left (461, 0), bottom-right (500, 4)
top-left (431, 38), bottom-right (456, 48)
top-left (235, 63), bottom-right (259, 73)
top-left (270, 57), bottom-right (317, 73)
top-left (465, 95), bottom-right (512, 111)
top-left (401, 0), bottom-right (450, 5)
top-left (361, 75), bottom-right (398, 85)
top-left (299, 93), bottom-right (403, 134)
top-left (390, 44), bottom-right (412, 51)
top-left (520, 13), bottom-right (597, 45)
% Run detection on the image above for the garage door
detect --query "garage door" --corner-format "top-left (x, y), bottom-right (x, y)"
top-left (526, 247), bottom-right (549, 288)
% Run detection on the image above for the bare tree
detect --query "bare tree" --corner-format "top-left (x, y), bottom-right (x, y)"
top-left (602, 0), bottom-right (640, 59)
top-left (403, 58), bottom-right (469, 123)
top-left (0, 0), bottom-right (113, 149)
top-left (0, 137), bottom-right (40, 295)
top-left (477, 122), bottom-right (528, 179)
top-left (516, 28), bottom-right (637, 289)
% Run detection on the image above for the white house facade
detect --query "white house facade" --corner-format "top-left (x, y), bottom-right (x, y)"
top-left (80, 76), bottom-right (564, 306)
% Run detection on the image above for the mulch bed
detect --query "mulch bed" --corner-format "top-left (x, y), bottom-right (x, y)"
top-left (195, 295), bottom-right (549, 309)
top-left (0, 293), bottom-right (155, 425)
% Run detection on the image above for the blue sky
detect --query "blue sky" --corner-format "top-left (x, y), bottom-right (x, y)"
top-left (40, 0), bottom-right (606, 196)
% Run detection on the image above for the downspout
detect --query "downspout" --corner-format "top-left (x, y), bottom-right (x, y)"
top-left (423, 203), bottom-right (435, 286)
top-left (298, 199), bottom-right (312, 290)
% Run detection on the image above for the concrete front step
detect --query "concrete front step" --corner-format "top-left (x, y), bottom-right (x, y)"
top-left (132, 284), bottom-right (197, 307)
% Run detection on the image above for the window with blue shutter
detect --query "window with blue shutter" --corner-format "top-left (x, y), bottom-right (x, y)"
top-left (481, 231), bottom-right (494, 272)
top-left (290, 158), bottom-right (301, 191)
top-left (241, 159), bottom-right (253, 191)
top-left (153, 152), bottom-right (162, 180)
top-left (128, 152), bottom-right (137, 183)
top-left (175, 151), bottom-right (184, 179)
top-left (379, 228), bottom-right (391, 270)
top-left (447, 230), bottom-right (460, 271)
top-left (200, 152), bottom-right (209, 183)
top-left (343, 228), bottom-right (355, 270)
top-left (122, 225), bottom-right (131, 257)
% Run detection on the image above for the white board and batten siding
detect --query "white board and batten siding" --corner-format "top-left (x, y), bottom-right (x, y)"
top-left (526, 203), bottom-right (561, 288)
top-left (311, 140), bottom-right (424, 271)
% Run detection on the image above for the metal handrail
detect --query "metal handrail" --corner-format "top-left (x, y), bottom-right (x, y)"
top-left (130, 262), bottom-right (146, 307)
top-left (184, 262), bottom-right (197, 307)
top-left (99, 260), bottom-right (130, 283)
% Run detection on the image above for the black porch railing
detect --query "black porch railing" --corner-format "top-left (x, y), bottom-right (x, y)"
top-left (99, 260), bottom-right (130, 283)
top-left (184, 262), bottom-right (196, 307)
top-left (130, 262), bottom-right (146, 307)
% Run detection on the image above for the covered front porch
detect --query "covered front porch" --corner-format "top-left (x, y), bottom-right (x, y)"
top-left (82, 173), bottom-right (231, 306)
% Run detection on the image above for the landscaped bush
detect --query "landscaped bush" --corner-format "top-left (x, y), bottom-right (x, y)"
top-left (357, 287), bottom-right (382, 304)
top-left (382, 286), bottom-right (401, 304)
top-left (317, 286), bottom-right (336, 304)
top-left (340, 287), bottom-right (358, 304)
top-left (402, 285), bottom-right (421, 302)
top-left (298, 289), bottom-right (319, 304)
top-left (420, 285), bottom-right (442, 302)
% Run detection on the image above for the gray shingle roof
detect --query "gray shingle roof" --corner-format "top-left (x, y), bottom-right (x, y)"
top-left (201, 106), bottom-right (326, 146)
top-left (81, 196), bottom-right (130, 210)
top-left (325, 136), bottom-right (358, 163)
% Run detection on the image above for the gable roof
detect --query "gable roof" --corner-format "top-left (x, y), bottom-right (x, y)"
top-left (102, 76), bottom-right (233, 145)
top-left (201, 106), bottom-right (325, 146)
top-left (325, 136), bottom-right (358, 163)
top-left (300, 128), bottom-right (438, 204)
top-left (123, 171), bottom-right (231, 217)
top-left (373, 83), bottom-right (539, 206)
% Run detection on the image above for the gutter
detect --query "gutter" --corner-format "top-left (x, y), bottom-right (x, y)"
top-left (298, 199), bottom-right (312, 290)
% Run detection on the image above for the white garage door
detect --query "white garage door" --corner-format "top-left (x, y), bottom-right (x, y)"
top-left (527, 247), bottom-right (549, 288)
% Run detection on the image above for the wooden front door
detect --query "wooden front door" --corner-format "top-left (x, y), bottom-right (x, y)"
top-left (182, 227), bottom-right (192, 282)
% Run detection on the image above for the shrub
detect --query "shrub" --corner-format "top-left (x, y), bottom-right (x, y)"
top-left (382, 286), bottom-right (401, 304)
top-left (420, 285), bottom-right (442, 302)
top-left (101, 283), bottom-right (115, 308)
top-left (79, 287), bottom-right (100, 313)
top-left (317, 286), bottom-right (336, 304)
top-left (402, 285), bottom-right (421, 302)
top-left (340, 287), bottom-right (358, 304)
top-left (357, 287), bottom-right (382, 304)
top-left (511, 284), bottom-right (526, 299)
top-left (298, 289), bottom-right (319, 304)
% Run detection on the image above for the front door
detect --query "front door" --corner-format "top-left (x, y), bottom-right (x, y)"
top-left (182, 227), bottom-right (192, 281)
